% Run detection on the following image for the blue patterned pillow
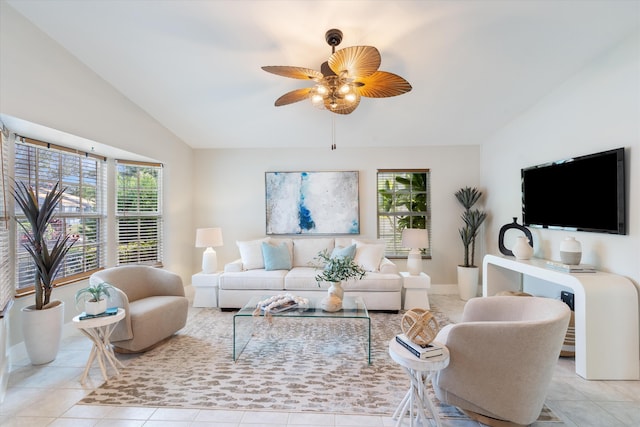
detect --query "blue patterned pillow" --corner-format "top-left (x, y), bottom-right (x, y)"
top-left (261, 242), bottom-right (292, 271)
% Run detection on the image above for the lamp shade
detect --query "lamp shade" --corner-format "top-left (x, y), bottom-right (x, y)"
top-left (402, 228), bottom-right (429, 249)
top-left (195, 227), bottom-right (223, 248)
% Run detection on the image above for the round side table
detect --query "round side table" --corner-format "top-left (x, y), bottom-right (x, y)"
top-left (73, 308), bottom-right (125, 384)
top-left (388, 338), bottom-right (450, 427)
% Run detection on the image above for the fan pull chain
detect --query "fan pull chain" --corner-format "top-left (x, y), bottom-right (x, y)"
top-left (331, 116), bottom-right (336, 150)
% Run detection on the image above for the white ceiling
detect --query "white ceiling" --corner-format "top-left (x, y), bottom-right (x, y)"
top-left (5, 0), bottom-right (639, 150)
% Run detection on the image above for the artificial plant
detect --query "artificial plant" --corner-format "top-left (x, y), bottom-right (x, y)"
top-left (455, 186), bottom-right (487, 268)
top-left (314, 250), bottom-right (366, 284)
top-left (13, 181), bottom-right (78, 310)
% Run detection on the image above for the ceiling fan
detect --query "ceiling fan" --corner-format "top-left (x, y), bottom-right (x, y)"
top-left (262, 29), bottom-right (412, 115)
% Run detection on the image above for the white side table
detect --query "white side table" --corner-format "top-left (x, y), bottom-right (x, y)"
top-left (73, 308), bottom-right (125, 384)
top-left (389, 338), bottom-right (450, 427)
top-left (401, 272), bottom-right (431, 310)
top-left (192, 272), bottom-right (221, 307)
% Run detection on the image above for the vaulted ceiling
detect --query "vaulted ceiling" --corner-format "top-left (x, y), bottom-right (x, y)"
top-left (4, 0), bottom-right (639, 149)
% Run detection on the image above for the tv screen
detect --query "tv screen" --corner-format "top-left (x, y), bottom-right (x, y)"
top-left (521, 148), bottom-right (626, 234)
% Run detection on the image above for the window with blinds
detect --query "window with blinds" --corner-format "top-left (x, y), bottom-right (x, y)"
top-left (377, 169), bottom-right (431, 258)
top-left (0, 129), bottom-right (12, 313)
top-left (13, 138), bottom-right (107, 293)
top-left (116, 161), bottom-right (163, 265)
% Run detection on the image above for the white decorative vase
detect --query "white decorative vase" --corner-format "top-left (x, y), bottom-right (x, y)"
top-left (321, 282), bottom-right (344, 312)
top-left (21, 301), bottom-right (64, 365)
top-left (84, 298), bottom-right (107, 315)
top-left (457, 266), bottom-right (479, 301)
top-left (512, 235), bottom-right (533, 260)
top-left (560, 237), bottom-right (582, 265)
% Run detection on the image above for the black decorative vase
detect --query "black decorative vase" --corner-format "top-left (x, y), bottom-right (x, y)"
top-left (498, 217), bottom-right (533, 256)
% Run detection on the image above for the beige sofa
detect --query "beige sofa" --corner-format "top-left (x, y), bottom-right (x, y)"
top-left (90, 266), bottom-right (189, 352)
top-left (219, 237), bottom-right (403, 310)
top-left (432, 296), bottom-right (571, 426)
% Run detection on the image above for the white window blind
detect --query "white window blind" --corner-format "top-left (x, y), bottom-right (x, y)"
top-left (116, 161), bottom-right (163, 266)
top-left (377, 169), bottom-right (431, 258)
top-left (13, 137), bottom-right (107, 292)
top-left (0, 129), bottom-right (12, 313)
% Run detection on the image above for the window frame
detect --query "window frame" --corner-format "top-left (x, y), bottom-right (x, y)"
top-left (12, 137), bottom-right (107, 296)
top-left (115, 160), bottom-right (163, 267)
top-left (377, 169), bottom-right (431, 259)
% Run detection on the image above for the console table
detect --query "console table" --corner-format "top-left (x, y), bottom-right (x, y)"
top-left (483, 254), bottom-right (639, 380)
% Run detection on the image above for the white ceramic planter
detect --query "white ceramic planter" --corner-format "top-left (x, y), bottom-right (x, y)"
top-left (84, 298), bottom-right (107, 315)
top-left (21, 301), bottom-right (64, 365)
top-left (457, 266), bottom-right (479, 301)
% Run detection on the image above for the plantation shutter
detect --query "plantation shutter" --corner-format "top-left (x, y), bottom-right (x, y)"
top-left (0, 128), bottom-right (12, 313)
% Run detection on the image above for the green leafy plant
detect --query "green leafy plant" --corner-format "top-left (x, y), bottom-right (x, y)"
top-left (75, 282), bottom-right (114, 304)
top-left (455, 186), bottom-right (487, 268)
top-left (13, 181), bottom-right (78, 310)
top-left (314, 250), bottom-right (366, 284)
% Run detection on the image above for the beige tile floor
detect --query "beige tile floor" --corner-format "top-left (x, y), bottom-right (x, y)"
top-left (1, 294), bottom-right (639, 427)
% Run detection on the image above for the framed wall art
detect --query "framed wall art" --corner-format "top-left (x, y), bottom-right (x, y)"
top-left (265, 171), bottom-right (360, 235)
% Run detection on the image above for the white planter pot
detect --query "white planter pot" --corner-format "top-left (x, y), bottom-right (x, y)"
top-left (457, 266), bottom-right (479, 301)
top-left (21, 301), bottom-right (64, 365)
top-left (84, 299), bottom-right (107, 315)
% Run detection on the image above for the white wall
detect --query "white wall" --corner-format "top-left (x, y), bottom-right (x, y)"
top-left (1, 4), bottom-right (195, 345)
top-left (192, 146), bottom-right (481, 285)
top-left (481, 32), bottom-right (639, 288)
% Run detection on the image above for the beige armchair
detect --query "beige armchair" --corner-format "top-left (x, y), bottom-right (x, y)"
top-left (90, 266), bottom-right (189, 353)
top-left (432, 296), bottom-right (570, 427)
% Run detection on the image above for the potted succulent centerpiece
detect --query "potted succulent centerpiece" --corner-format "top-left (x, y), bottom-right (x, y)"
top-left (14, 181), bottom-right (78, 364)
top-left (455, 187), bottom-right (487, 300)
top-left (75, 282), bottom-right (114, 315)
top-left (315, 249), bottom-right (366, 312)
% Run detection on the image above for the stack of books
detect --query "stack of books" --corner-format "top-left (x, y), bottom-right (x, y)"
top-left (545, 260), bottom-right (596, 273)
top-left (395, 334), bottom-right (444, 359)
top-left (79, 307), bottom-right (119, 321)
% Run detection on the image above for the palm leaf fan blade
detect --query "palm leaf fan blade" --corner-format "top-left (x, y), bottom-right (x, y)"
top-left (261, 66), bottom-right (323, 81)
top-left (328, 46), bottom-right (381, 79)
top-left (355, 71), bottom-right (412, 98)
top-left (274, 88), bottom-right (313, 106)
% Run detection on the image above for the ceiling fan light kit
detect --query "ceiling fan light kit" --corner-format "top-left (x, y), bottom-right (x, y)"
top-left (262, 29), bottom-right (412, 115)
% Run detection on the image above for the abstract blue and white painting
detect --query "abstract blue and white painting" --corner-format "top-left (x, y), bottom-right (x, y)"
top-left (265, 171), bottom-right (359, 235)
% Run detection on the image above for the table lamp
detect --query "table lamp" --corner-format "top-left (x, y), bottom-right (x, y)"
top-left (195, 227), bottom-right (223, 274)
top-left (402, 228), bottom-right (429, 276)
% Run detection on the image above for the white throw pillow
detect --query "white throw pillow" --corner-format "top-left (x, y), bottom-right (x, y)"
top-left (353, 241), bottom-right (385, 272)
top-left (293, 238), bottom-right (335, 267)
top-left (236, 238), bottom-right (270, 270)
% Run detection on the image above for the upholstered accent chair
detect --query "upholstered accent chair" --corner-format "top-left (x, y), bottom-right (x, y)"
top-left (432, 296), bottom-right (571, 427)
top-left (90, 265), bottom-right (189, 353)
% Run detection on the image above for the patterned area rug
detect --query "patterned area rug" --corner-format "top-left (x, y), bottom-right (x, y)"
top-left (80, 306), bottom-right (562, 422)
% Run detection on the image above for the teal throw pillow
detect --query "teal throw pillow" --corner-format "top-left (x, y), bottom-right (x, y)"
top-left (262, 242), bottom-right (292, 271)
top-left (331, 244), bottom-right (357, 260)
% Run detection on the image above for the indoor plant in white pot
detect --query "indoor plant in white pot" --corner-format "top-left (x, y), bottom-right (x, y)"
top-left (75, 282), bottom-right (114, 315)
top-left (14, 181), bottom-right (78, 364)
top-left (455, 187), bottom-right (487, 300)
top-left (315, 249), bottom-right (366, 312)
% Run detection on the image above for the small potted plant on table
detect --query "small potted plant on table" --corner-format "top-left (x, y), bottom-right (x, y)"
top-left (315, 249), bottom-right (366, 312)
top-left (75, 282), bottom-right (114, 315)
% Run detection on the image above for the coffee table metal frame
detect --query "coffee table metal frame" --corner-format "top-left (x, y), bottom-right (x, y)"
top-left (233, 295), bottom-right (371, 363)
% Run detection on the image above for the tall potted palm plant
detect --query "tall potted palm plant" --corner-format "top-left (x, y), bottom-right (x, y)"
top-left (455, 187), bottom-right (487, 300)
top-left (14, 181), bottom-right (78, 364)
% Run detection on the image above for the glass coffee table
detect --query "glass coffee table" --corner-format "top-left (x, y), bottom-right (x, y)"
top-left (233, 295), bottom-right (371, 363)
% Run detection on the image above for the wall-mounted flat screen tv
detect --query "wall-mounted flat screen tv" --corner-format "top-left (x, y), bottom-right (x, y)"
top-left (521, 147), bottom-right (626, 234)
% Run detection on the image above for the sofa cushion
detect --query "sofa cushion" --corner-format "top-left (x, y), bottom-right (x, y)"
top-left (284, 267), bottom-right (325, 291)
top-left (293, 238), bottom-right (335, 267)
top-left (353, 241), bottom-right (385, 272)
top-left (331, 243), bottom-right (357, 259)
top-left (344, 272), bottom-right (402, 292)
top-left (219, 269), bottom-right (287, 290)
top-left (262, 242), bottom-right (292, 271)
top-left (237, 238), bottom-right (269, 270)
